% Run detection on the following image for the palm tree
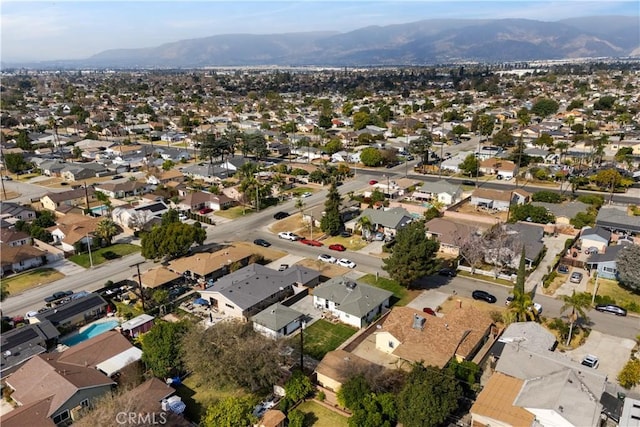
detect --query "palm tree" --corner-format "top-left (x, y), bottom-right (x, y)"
top-left (355, 215), bottom-right (374, 241)
top-left (559, 290), bottom-right (591, 346)
top-left (505, 293), bottom-right (536, 324)
top-left (95, 218), bottom-right (118, 245)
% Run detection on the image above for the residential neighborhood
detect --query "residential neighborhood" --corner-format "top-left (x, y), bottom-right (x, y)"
top-left (1, 59), bottom-right (640, 427)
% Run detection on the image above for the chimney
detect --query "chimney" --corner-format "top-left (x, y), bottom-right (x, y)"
top-left (412, 314), bottom-right (426, 330)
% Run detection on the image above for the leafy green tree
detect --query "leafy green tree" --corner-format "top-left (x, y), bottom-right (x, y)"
top-left (570, 211), bottom-right (596, 229)
top-left (201, 396), bottom-right (257, 427)
top-left (477, 114), bottom-right (495, 139)
top-left (452, 124), bottom-right (468, 137)
top-left (353, 111), bottom-right (372, 130)
top-left (4, 153), bottom-right (31, 173)
top-left (337, 374), bottom-right (371, 410)
top-left (382, 220), bottom-right (439, 289)
top-left (29, 225), bottom-right (53, 243)
top-left (509, 204), bottom-right (555, 224)
top-left (140, 321), bottom-right (190, 377)
top-left (285, 370), bottom-right (314, 403)
top-left (95, 218), bottom-right (119, 245)
top-left (162, 159), bottom-right (175, 171)
top-left (531, 97), bottom-right (559, 118)
top-left (531, 191), bottom-right (564, 203)
top-left (287, 409), bottom-right (305, 427)
top-left (423, 207), bottom-right (441, 221)
top-left (16, 131), bottom-right (32, 151)
top-left (360, 147), bottom-right (383, 167)
top-left (616, 244), bottom-right (640, 292)
top-left (559, 290), bottom-right (591, 346)
top-left (33, 210), bottom-right (56, 228)
top-left (397, 364), bottom-right (461, 427)
top-left (615, 147), bottom-right (633, 163)
top-left (618, 358), bottom-right (640, 389)
top-left (593, 168), bottom-right (622, 189)
top-left (324, 139), bottom-right (342, 155)
top-left (152, 289), bottom-right (169, 305)
top-left (459, 154), bottom-right (479, 177)
top-left (492, 127), bottom-right (513, 147)
top-left (320, 181), bottom-right (343, 236)
top-left (141, 222), bottom-right (206, 260)
top-left (505, 292), bottom-right (537, 323)
top-left (410, 133), bottom-right (433, 170)
top-left (349, 393), bottom-right (397, 427)
top-left (534, 133), bottom-right (554, 148)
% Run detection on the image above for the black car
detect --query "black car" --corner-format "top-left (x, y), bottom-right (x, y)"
top-left (253, 239), bottom-right (271, 247)
top-left (273, 211), bottom-right (290, 220)
top-left (595, 304), bottom-right (627, 316)
top-left (558, 264), bottom-right (569, 274)
top-left (438, 268), bottom-right (457, 277)
top-left (462, 180), bottom-right (475, 186)
top-left (472, 290), bottom-right (497, 303)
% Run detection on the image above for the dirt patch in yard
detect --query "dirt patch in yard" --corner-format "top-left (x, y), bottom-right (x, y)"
top-left (0, 191), bottom-right (20, 201)
top-left (295, 258), bottom-right (352, 278)
top-left (439, 296), bottom-right (506, 316)
top-left (269, 213), bottom-right (308, 235)
top-left (231, 241), bottom-right (286, 261)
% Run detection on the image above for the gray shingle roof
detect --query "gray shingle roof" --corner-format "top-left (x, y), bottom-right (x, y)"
top-left (581, 226), bottom-right (612, 242)
top-left (358, 207), bottom-right (413, 230)
top-left (596, 205), bottom-right (640, 233)
top-left (419, 179), bottom-right (460, 195)
top-left (587, 244), bottom-right (626, 264)
top-left (251, 303), bottom-right (303, 332)
top-left (532, 201), bottom-right (589, 219)
top-left (313, 277), bottom-right (393, 318)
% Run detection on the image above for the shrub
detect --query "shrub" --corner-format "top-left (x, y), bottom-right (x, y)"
top-left (618, 358), bottom-right (640, 389)
top-left (532, 191), bottom-right (564, 203)
top-left (542, 271), bottom-right (558, 288)
top-left (101, 251), bottom-right (120, 260)
top-left (317, 391), bottom-right (326, 402)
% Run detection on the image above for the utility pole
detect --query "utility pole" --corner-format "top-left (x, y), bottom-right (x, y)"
top-left (299, 319), bottom-right (306, 372)
top-left (130, 261), bottom-right (146, 311)
top-left (86, 234), bottom-right (94, 268)
top-left (591, 273), bottom-right (599, 305)
top-left (84, 181), bottom-right (90, 213)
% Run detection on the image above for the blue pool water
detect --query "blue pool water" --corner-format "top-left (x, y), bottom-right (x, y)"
top-left (62, 320), bottom-right (120, 346)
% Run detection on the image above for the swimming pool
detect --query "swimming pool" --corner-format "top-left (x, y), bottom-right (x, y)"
top-left (61, 320), bottom-right (120, 346)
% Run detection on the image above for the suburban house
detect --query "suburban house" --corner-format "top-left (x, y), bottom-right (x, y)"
top-left (1, 243), bottom-right (47, 276)
top-left (312, 277), bottom-right (393, 328)
top-left (302, 199), bottom-right (360, 227)
top-left (579, 227), bottom-right (611, 253)
top-left (374, 306), bottom-right (495, 368)
top-left (532, 201), bottom-right (590, 225)
top-left (495, 322), bottom-right (558, 353)
top-left (470, 372), bottom-right (537, 427)
top-left (470, 188), bottom-right (530, 212)
top-left (0, 229), bottom-right (32, 247)
top-left (60, 163), bottom-right (108, 181)
top-left (111, 200), bottom-right (169, 230)
top-left (175, 190), bottom-right (235, 212)
top-left (425, 217), bottom-right (480, 256)
top-left (596, 205), bottom-right (640, 235)
top-left (41, 188), bottom-right (96, 212)
top-left (93, 180), bottom-right (150, 199)
top-left (137, 267), bottom-right (182, 289)
top-left (0, 320), bottom-right (60, 378)
top-left (479, 158), bottom-right (518, 180)
top-left (199, 264), bottom-right (320, 320)
top-left (32, 293), bottom-right (108, 329)
top-left (0, 202), bottom-right (36, 222)
top-left (251, 303), bottom-right (305, 339)
top-left (48, 213), bottom-right (101, 253)
top-left (315, 349), bottom-right (378, 392)
top-left (411, 179), bottom-right (462, 205)
top-left (586, 243), bottom-right (630, 280)
top-left (168, 245), bottom-right (255, 281)
top-left (146, 169), bottom-right (185, 185)
top-left (120, 314), bottom-right (155, 338)
top-left (2, 354), bottom-right (115, 426)
top-left (491, 342), bottom-right (608, 427)
top-left (349, 207), bottom-right (413, 238)
top-left (504, 222), bottom-right (546, 268)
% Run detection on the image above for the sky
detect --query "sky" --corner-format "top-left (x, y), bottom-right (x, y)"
top-left (1, 1), bottom-right (638, 62)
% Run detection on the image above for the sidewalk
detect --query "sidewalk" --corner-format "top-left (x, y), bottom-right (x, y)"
top-left (48, 259), bottom-right (86, 276)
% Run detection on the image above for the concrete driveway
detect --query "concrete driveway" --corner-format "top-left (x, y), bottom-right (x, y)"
top-left (528, 234), bottom-right (567, 293)
top-left (406, 289), bottom-right (451, 315)
top-left (565, 330), bottom-right (636, 383)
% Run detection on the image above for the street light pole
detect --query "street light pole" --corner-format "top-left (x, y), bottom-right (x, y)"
top-left (299, 319), bottom-right (306, 372)
top-left (591, 273), bottom-right (599, 305)
top-left (86, 234), bottom-right (94, 268)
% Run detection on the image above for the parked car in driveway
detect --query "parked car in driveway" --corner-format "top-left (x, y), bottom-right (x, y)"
top-left (472, 290), bottom-right (497, 303)
top-left (422, 307), bottom-right (436, 316)
top-left (369, 180), bottom-right (378, 185)
top-left (581, 354), bottom-right (599, 368)
top-left (253, 239), bottom-right (271, 247)
top-left (300, 239), bottom-right (323, 247)
top-left (199, 207), bottom-right (213, 214)
top-left (570, 271), bottom-right (583, 283)
top-left (318, 254), bottom-right (336, 264)
top-left (329, 244), bottom-right (346, 251)
top-left (337, 258), bottom-right (356, 268)
top-left (438, 268), bottom-right (457, 277)
top-left (558, 264), bottom-right (569, 274)
top-left (595, 304), bottom-right (627, 316)
top-left (278, 231), bottom-right (300, 241)
top-left (273, 211), bottom-right (290, 220)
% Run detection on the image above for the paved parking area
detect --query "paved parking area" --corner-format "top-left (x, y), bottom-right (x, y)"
top-left (565, 330), bottom-right (636, 382)
top-left (406, 290), bottom-right (451, 316)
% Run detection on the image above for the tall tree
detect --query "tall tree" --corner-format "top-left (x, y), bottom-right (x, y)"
top-left (201, 396), bottom-right (257, 427)
top-left (141, 222), bottom-right (206, 260)
top-left (515, 246), bottom-right (526, 296)
top-left (320, 181), bottom-right (343, 236)
top-left (95, 218), bottom-right (119, 245)
top-left (140, 320), bottom-right (190, 377)
top-left (356, 215), bottom-right (374, 240)
top-left (559, 290), bottom-right (591, 346)
top-left (458, 154), bottom-right (479, 177)
top-left (616, 244), bottom-right (640, 292)
top-left (410, 133), bottom-right (432, 172)
top-left (382, 220), bottom-right (439, 289)
top-left (505, 292), bottom-right (536, 323)
top-left (397, 364), bottom-right (461, 427)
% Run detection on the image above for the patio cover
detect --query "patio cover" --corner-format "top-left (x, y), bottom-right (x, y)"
top-left (96, 347), bottom-right (143, 376)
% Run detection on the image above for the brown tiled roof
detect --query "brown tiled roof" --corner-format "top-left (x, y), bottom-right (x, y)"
top-left (123, 377), bottom-right (175, 413)
top-left (168, 245), bottom-right (252, 276)
top-left (0, 243), bottom-right (45, 267)
top-left (160, 169), bottom-right (184, 180)
top-left (0, 228), bottom-right (31, 244)
top-left (479, 158), bottom-right (517, 172)
top-left (471, 188), bottom-right (512, 202)
top-left (6, 355), bottom-right (114, 417)
top-left (95, 180), bottom-right (147, 193)
top-left (49, 213), bottom-right (101, 245)
top-left (379, 306), bottom-right (493, 368)
top-left (1, 396), bottom-right (56, 427)
top-left (139, 267), bottom-right (181, 288)
top-left (55, 331), bottom-right (133, 368)
top-left (43, 187), bottom-right (95, 203)
top-left (261, 409), bottom-right (287, 427)
top-left (470, 372), bottom-right (534, 426)
top-left (315, 349), bottom-right (374, 386)
top-left (425, 218), bottom-right (478, 247)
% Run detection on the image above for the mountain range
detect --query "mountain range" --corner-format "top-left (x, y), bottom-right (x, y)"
top-left (14, 16), bottom-right (640, 68)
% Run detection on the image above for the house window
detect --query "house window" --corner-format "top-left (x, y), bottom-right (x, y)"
top-left (80, 399), bottom-right (90, 407)
top-left (225, 303), bottom-right (234, 309)
top-left (53, 410), bottom-right (70, 424)
top-left (388, 341), bottom-right (394, 349)
top-left (603, 267), bottom-right (616, 273)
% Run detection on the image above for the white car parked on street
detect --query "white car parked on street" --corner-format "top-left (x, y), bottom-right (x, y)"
top-left (337, 258), bottom-right (356, 268)
top-left (278, 231), bottom-right (300, 241)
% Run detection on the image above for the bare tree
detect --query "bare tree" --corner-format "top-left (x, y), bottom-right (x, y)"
top-left (457, 233), bottom-right (485, 274)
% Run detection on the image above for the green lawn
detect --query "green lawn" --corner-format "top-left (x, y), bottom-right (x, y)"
top-left (69, 244), bottom-right (140, 268)
top-left (215, 205), bottom-right (256, 219)
top-left (174, 375), bottom-right (247, 423)
top-left (295, 400), bottom-right (349, 427)
top-left (457, 270), bottom-right (515, 288)
top-left (2, 268), bottom-right (65, 294)
top-left (588, 278), bottom-right (640, 313)
top-left (358, 274), bottom-right (412, 306)
top-left (297, 320), bottom-right (357, 360)
top-left (289, 187), bottom-right (314, 196)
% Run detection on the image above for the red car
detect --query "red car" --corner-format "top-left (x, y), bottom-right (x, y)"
top-left (422, 307), bottom-right (436, 316)
top-left (299, 239), bottom-right (323, 247)
top-left (369, 180), bottom-right (378, 185)
top-left (199, 207), bottom-right (213, 214)
top-left (328, 244), bottom-right (346, 251)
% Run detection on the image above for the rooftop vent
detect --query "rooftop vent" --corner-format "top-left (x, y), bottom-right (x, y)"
top-left (412, 314), bottom-right (426, 330)
top-left (345, 281), bottom-right (357, 291)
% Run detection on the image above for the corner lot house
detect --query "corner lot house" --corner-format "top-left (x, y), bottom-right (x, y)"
top-left (312, 277), bottom-right (393, 328)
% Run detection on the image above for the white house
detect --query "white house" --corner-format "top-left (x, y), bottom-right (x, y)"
top-left (251, 303), bottom-right (304, 339)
